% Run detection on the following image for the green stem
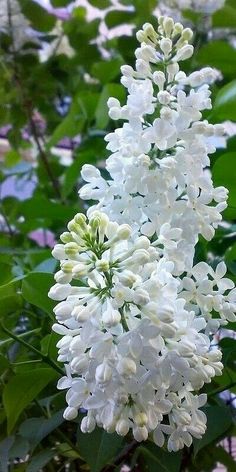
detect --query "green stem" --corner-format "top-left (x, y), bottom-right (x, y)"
top-left (120, 307), bottom-right (129, 332)
top-left (0, 323), bottom-right (64, 376)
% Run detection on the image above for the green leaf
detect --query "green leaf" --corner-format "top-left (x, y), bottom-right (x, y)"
top-left (0, 354), bottom-right (10, 374)
top-left (3, 368), bottom-right (57, 434)
top-left (9, 436), bottom-right (29, 460)
top-left (19, 410), bottom-right (64, 450)
top-left (95, 83), bottom-right (126, 129)
top-left (137, 443), bottom-right (182, 472)
top-left (0, 278), bottom-right (21, 301)
top-left (5, 150), bottom-right (21, 167)
top-left (212, 153), bottom-right (236, 215)
top-left (133, 0), bottom-right (157, 16)
top-left (0, 276), bottom-right (23, 317)
top-left (0, 295), bottom-right (22, 317)
top-left (196, 41), bottom-right (236, 78)
top-left (105, 10), bottom-right (136, 28)
top-left (77, 427), bottom-right (124, 472)
top-left (20, 0), bottom-right (56, 32)
top-left (19, 196), bottom-right (76, 222)
top-left (219, 337), bottom-right (236, 368)
top-left (26, 449), bottom-right (55, 472)
top-left (213, 5), bottom-right (236, 27)
top-left (212, 80), bottom-right (236, 121)
top-left (193, 406), bottom-right (232, 456)
top-left (51, 0), bottom-right (71, 5)
top-left (47, 92), bottom-right (99, 148)
top-left (22, 272), bottom-right (55, 316)
top-left (89, 0), bottom-right (110, 8)
top-left (92, 58), bottom-right (123, 84)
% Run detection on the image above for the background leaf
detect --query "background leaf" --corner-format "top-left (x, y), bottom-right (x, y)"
top-left (3, 368), bottom-right (58, 433)
top-left (22, 272), bottom-right (55, 315)
top-left (193, 406), bottom-right (232, 455)
top-left (77, 427), bottom-right (124, 472)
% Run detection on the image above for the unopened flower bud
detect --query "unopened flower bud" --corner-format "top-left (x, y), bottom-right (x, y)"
top-left (63, 407), bottom-right (77, 420)
top-left (158, 91), bottom-right (171, 105)
top-left (107, 97), bottom-right (120, 108)
top-left (72, 306), bottom-right (91, 322)
top-left (133, 288), bottom-right (150, 305)
top-left (116, 419), bottom-right (130, 436)
top-left (121, 65), bottom-right (134, 77)
top-left (134, 236), bottom-right (150, 250)
top-left (81, 415), bottom-right (96, 433)
top-left (52, 244), bottom-right (66, 260)
top-left (160, 38), bottom-right (172, 57)
top-left (96, 259), bottom-right (110, 272)
top-left (48, 283), bottom-right (71, 301)
top-left (109, 107), bottom-right (121, 120)
top-left (54, 270), bottom-right (72, 284)
top-left (118, 270), bottom-right (137, 287)
top-left (182, 28), bottom-right (193, 41)
top-left (102, 307), bottom-right (121, 327)
top-left (132, 249), bottom-right (150, 265)
top-left (133, 426), bottom-right (148, 442)
top-left (116, 224), bottom-right (132, 240)
top-left (70, 356), bottom-right (88, 374)
top-left (95, 363), bottom-right (112, 385)
top-left (163, 17), bottom-right (174, 37)
top-left (72, 263), bottom-right (89, 278)
top-left (65, 242), bottom-right (79, 258)
top-left (175, 45), bottom-right (194, 61)
top-left (60, 232), bottom-right (73, 243)
top-left (153, 71), bottom-right (166, 90)
top-left (54, 301), bottom-right (73, 321)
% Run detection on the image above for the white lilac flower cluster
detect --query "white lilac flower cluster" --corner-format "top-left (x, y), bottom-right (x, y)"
top-left (49, 17), bottom-right (236, 451)
top-left (163, 0), bottom-right (225, 14)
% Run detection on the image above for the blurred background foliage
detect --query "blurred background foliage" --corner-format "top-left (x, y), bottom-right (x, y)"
top-left (0, 0), bottom-right (236, 471)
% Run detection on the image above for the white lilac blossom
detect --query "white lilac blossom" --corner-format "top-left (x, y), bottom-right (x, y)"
top-left (49, 18), bottom-right (236, 452)
top-left (163, 0), bottom-right (225, 14)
